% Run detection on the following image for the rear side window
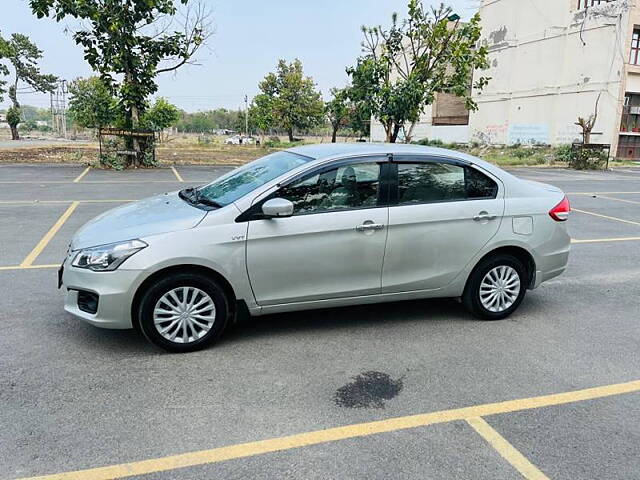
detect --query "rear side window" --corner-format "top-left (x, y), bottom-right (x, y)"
top-left (466, 166), bottom-right (498, 199)
top-left (396, 162), bottom-right (498, 205)
top-left (397, 163), bottom-right (466, 204)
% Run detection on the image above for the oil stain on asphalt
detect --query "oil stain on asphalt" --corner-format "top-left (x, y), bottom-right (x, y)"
top-left (335, 371), bottom-right (404, 409)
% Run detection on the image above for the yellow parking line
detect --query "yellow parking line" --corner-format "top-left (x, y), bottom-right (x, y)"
top-left (0, 180), bottom-right (178, 184)
top-left (572, 208), bottom-right (640, 227)
top-left (171, 166), bottom-right (184, 182)
top-left (595, 195), bottom-right (640, 205)
top-left (467, 417), bottom-right (549, 480)
top-left (20, 202), bottom-right (79, 267)
top-left (15, 379), bottom-right (640, 480)
top-left (572, 236), bottom-right (640, 244)
top-left (0, 264), bottom-right (59, 271)
top-left (73, 166), bottom-right (91, 183)
top-left (0, 199), bottom-right (134, 205)
top-left (568, 191), bottom-right (640, 195)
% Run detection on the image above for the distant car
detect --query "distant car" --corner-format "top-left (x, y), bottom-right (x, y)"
top-left (61, 143), bottom-right (571, 352)
top-left (225, 135), bottom-right (258, 145)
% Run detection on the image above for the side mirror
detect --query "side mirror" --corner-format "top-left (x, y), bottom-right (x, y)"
top-left (261, 198), bottom-right (294, 218)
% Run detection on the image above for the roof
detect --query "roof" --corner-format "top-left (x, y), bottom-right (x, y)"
top-left (286, 142), bottom-right (503, 176)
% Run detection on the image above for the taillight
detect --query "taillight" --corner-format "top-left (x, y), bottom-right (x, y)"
top-left (549, 196), bottom-right (571, 222)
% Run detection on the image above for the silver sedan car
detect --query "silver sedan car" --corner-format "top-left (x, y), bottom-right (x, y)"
top-left (61, 144), bottom-right (571, 352)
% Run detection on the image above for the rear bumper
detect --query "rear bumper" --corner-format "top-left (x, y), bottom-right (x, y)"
top-left (531, 224), bottom-right (571, 289)
top-left (62, 262), bottom-right (142, 329)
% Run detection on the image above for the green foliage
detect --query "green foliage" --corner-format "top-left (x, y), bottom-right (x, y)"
top-left (31, 0), bottom-right (209, 165)
top-left (68, 77), bottom-right (119, 129)
top-left (555, 144), bottom-right (574, 164)
top-left (325, 88), bottom-right (350, 142)
top-left (0, 31), bottom-right (57, 139)
top-left (566, 147), bottom-right (608, 170)
top-left (6, 106), bottom-right (21, 128)
top-left (347, 0), bottom-right (489, 143)
top-left (249, 94), bottom-right (275, 136)
top-left (140, 97), bottom-right (179, 131)
top-left (258, 59), bottom-right (325, 141)
top-left (0, 35), bottom-right (10, 101)
top-left (176, 109), bottom-right (244, 133)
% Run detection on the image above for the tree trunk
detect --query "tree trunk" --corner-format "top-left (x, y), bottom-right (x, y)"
top-left (10, 124), bottom-right (19, 141)
top-left (404, 122), bottom-right (417, 144)
top-left (331, 124), bottom-right (339, 143)
top-left (385, 120), bottom-right (393, 143)
top-left (288, 128), bottom-right (294, 142)
top-left (390, 123), bottom-right (401, 143)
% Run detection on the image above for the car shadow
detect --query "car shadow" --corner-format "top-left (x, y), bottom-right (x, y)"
top-left (222, 297), bottom-right (471, 345)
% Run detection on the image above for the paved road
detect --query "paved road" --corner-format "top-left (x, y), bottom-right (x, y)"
top-left (1, 164), bottom-right (640, 480)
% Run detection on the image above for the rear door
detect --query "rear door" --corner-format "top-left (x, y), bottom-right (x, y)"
top-left (245, 157), bottom-right (391, 306)
top-left (382, 156), bottom-right (504, 293)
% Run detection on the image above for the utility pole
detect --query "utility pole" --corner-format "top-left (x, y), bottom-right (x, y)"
top-left (61, 80), bottom-right (67, 139)
top-left (50, 80), bottom-right (68, 138)
top-left (244, 94), bottom-right (249, 137)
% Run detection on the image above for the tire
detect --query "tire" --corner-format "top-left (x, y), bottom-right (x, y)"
top-left (462, 254), bottom-right (527, 320)
top-left (138, 272), bottom-right (230, 353)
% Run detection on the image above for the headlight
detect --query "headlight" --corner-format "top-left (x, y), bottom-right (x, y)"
top-left (71, 239), bottom-right (147, 271)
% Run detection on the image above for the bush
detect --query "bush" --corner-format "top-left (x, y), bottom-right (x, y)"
top-left (511, 147), bottom-right (536, 159)
top-left (555, 144), bottom-right (573, 164)
top-left (99, 153), bottom-right (126, 170)
top-left (567, 147), bottom-right (608, 170)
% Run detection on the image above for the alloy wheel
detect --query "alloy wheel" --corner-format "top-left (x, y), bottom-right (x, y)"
top-left (153, 287), bottom-right (216, 344)
top-left (479, 265), bottom-right (521, 313)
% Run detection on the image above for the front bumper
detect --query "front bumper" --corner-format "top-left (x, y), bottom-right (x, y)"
top-left (62, 261), bottom-right (142, 329)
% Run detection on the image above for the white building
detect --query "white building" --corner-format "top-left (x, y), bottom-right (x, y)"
top-left (372, 0), bottom-right (640, 159)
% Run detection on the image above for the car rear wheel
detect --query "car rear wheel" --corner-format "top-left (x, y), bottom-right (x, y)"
top-left (138, 272), bottom-right (229, 352)
top-left (462, 254), bottom-right (527, 320)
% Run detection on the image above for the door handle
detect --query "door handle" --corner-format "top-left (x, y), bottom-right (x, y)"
top-left (356, 223), bottom-right (385, 232)
top-left (473, 212), bottom-right (497, 222)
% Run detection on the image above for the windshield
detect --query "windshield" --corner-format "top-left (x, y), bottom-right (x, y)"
top-left (196, 151), bottom-right (313, 206)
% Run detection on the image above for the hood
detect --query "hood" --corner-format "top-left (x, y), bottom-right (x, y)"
top-left (71, 191), bottom-right (207, 250)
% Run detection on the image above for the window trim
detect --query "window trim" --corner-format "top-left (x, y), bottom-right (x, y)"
top-left (389, 155), bottom-right (499, 207)
top-left (235, 155), bottom-right (391, 222)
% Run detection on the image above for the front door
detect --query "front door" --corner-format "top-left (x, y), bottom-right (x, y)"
top-left (382, 158), bottom-right (504, 293)
top-left (246, 158), bottom-right (390, 306)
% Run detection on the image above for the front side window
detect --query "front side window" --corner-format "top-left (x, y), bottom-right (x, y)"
top-left (396, 161), bottom-right (497, 205)
top-left (274, 161), bottom-right (382, 215)
top-left (197, 151), bottom-right (312, 206)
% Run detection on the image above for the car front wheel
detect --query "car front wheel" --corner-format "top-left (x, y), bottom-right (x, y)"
top-left (462, 254), bottom-right (527, 320)
top-left (137, 272), bottom-right (229, 352)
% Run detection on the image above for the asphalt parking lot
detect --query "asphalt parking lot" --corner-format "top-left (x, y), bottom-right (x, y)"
top-left (1, 163), bottom-right (640, 480)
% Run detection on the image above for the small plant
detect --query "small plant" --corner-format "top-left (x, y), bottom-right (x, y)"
top-left (99, 153), bottom-right (126, 170)
top-left (567, 147), bottom-right (608, 170)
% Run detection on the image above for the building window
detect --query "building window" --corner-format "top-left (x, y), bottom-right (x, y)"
top-left (577, 0), bottom-right (613, 9)
top-left (631, 29), bottom-right (640, 65)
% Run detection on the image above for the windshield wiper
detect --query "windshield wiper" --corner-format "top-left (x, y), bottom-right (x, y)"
top-left (196, 197), bottom-right (223, 208)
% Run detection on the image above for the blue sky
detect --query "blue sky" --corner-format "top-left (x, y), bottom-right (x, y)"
top-left (1, 0), bottom-right (474, 112)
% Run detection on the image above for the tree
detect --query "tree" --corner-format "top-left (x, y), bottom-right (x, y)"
top-left (258, 59), bottom-right (325, 142)
top-left (141, 97), bottom-right (180, 141)
top-left (325, 88), bottom-right (351, 143)
top-left (0, 32), bottom-right (57, 140)
top-left (348, 0), bottom-right (490, 143)
top-left (0, 37), bottom-right (9, 102)
top-left (68, 77), bottom-right (119, 131)
top-left (248, 93), bottom-right (275, 143)
top-left (30, 0), bottom-right (212, 165)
